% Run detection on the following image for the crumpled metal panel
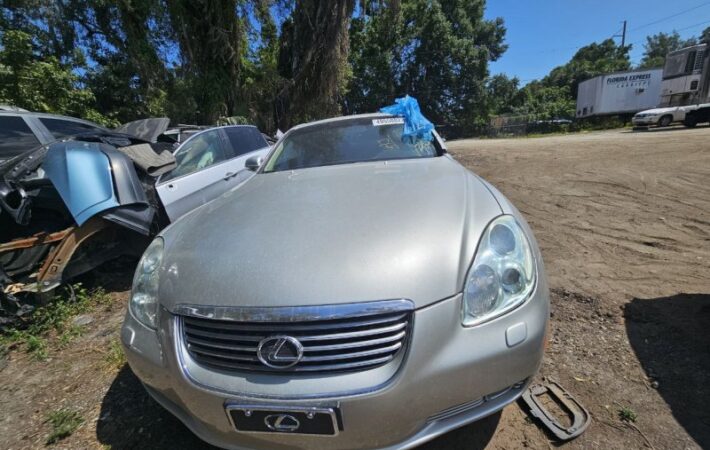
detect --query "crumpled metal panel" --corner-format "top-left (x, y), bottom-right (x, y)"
top-left (114, 118), bottom-right (170, 143)
top-left (43, 141), bottom-right (119, 225)
top-left (43, 142), bottom-right (155, 232)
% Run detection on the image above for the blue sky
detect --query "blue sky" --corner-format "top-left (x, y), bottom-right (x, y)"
top-left (484, 0), bottom-right (710, 83)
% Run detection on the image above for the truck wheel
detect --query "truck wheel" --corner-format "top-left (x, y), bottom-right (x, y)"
top-left (683, 115), bottom-right (698, 128)
top-left (658, 115), bottom-right (673, 127)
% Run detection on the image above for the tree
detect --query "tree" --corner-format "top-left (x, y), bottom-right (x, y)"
top-left (0, 0), bottom-right (515, 135)
top-left (275, 0), bottom-right (356, 129)
top-left (486, 74), bottom-right (523, 115)
top-left (0, 0), bottom-right (80, 64)
top-left (346, 1), bottom-right (402, 115)
top-left (543, 39), bottom-right (631, 99)
top-left (700, 26), bottom-right (710, 45)
top-left (347, 0), bottom-right (507, 135)
top-left (164, 0), bottom-right (248, 124)
top-left (508, 39), bottom-right (630, 121)
top-left (639, 31), bottom-right (697, 69)
top-left (241, 0), bottom-right (285, 132)
top-left (0, 30), bottom-right (113, 125)
top-left (515, 82), bottom-right (575, 120)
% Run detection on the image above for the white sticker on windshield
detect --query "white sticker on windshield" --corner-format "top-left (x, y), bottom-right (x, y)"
top-left (372, 117), bottom-right (404, 126)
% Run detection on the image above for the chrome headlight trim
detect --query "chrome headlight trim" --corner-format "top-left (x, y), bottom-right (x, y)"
top-left (462, 215), bottom-right (537, 327)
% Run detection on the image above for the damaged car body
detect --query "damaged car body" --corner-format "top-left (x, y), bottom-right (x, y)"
top-left (1, 122), bottom-right (271, 320)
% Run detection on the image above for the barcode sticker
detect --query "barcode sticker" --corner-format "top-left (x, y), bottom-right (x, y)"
top-left (372, 117), bottom-right (404, 126)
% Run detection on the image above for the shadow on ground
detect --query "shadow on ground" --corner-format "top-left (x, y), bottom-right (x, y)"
top-left (98, 365), bottom-right (501, 449)
top-left (97, 365), bottom-right (218, 449)
top-left (622, 125), bottom-right (710, 134)
top-left (418, 412), bottom-right (500, 449)
top-left (625, 293), bottom-right (710, 448)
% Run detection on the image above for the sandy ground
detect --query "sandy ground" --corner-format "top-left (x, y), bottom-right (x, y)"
top-left (1, 126), bottom-right (709, 449)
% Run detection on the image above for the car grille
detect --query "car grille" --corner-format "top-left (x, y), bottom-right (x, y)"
top-left (180, 306), bottom-right (412, 374)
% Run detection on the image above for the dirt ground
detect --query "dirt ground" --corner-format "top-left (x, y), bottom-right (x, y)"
top-left (1, 126), bottom-right (709, 449)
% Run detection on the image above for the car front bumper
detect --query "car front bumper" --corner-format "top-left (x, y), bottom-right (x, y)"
top-left (632, 117), bottom-right (657, 126)
top-left (121, 283), bottom-right (549, 450)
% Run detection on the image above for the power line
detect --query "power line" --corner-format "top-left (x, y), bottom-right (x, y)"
top-left (628, 18), bottom-right (710, 49)
top-left (629, 1), bottom-right (710, 32)
top-left (528, 4), bottom-right (710, 56)
top-left (673, 17), bottom-right (710, 32)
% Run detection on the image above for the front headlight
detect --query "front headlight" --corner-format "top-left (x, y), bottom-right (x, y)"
top-left (462, 215), bottom-right (536, 326)
top-left (130, 237), bottom-right (164, 329)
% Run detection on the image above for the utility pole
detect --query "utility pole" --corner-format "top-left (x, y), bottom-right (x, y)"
top-left (614, 20), bottom-right (628, 47)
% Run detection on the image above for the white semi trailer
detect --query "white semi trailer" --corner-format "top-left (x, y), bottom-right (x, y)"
top-left (576, 68), bottom-right (663, 119)
top-left (632, 43), bottom-right (710, 128)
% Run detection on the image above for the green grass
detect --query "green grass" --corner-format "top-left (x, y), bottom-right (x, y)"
top-left (57, 325), bottom-right (85, 348)
top-left (104, 338), bottom-right (126, 370)
top-left (0, 284), bottom-right (111, 360)
top-left (618, 406), bottom-right (638, 423)
top-left (25, 334), bottom-right (48, 360)
top-left (45, 408), bottom-right (84, 444)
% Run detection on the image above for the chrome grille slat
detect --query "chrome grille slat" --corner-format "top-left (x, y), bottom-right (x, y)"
top-left (185, 336), bottom-right (257, 352)
top-left (193, 352), bottom-right (397, 373)
top-left (295, 322), bottom-right (407, 341)
top-left (184, 321), bottom-right (407, 342)
top-left (180, 301), bottom-right (412, 374)
top-left (183, 313), bottom-right (407, 332)
top-left (184, 328), bottom-right (263, 342)
top-left (303, 330), bottom-right (406, 352)
top-left (301, 342), bottom-right (402, 362)
top-left (188, 346), bottom-right (260, 362)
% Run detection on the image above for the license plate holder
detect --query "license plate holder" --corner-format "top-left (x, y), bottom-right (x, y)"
top-left (226, 405), bottom-right (339, 436)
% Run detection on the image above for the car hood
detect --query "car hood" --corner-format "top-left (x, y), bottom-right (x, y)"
top-left (114, 118), bottom-right (170, 142)
top-left (159, 156), bottom-right (503, 310)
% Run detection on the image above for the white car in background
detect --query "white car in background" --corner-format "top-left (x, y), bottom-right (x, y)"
top-left (632, 106), bottom-right (687, 128)
top-left (632, 104), bottom-right (710, 128)
top-left (156, 125), bottom-right (272, 221)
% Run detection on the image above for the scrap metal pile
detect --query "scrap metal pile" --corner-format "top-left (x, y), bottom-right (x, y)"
top-left (0, 119), bottom-right (176, 323)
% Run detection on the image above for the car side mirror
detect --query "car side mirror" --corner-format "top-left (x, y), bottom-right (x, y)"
top-left (245, 155), bottom-right (263, 172)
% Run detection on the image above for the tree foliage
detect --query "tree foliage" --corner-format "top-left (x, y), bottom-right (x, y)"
top-left (275, 0), bottom-right (356, 129)
top-left (1, 2), bottom-right (708, 137)
top-left (347, 0), bottom-right (506, 134)
top-left (0, 30), bottom-right (113, 125)
top-left (639, 31), bottom-right (697, 69)
top-left (509, 39), bottom-right (631, 120)
top-left (543, 39), bottom-right (631, 100)
top-left (701, 26), bottom-right (710, 45)
top-left (485, 74), bottom-right (523, 115)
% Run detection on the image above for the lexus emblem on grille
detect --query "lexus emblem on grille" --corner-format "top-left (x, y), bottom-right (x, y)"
top-left (264, 414), bottom-right (301, 432)
top-left (257, 336), bottom-right (304, 369)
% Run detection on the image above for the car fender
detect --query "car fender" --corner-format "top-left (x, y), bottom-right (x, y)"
top-left (43, 141), bottom-right (154, 231)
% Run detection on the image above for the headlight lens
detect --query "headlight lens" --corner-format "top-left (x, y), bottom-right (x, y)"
top-left (462, 215), bottom-right (536, 326)
top-left (130, 237), bottom-right (164, 329)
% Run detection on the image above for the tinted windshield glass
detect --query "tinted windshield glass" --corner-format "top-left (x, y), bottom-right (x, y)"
top-left (0, 116), bottom-right (41, 159)
top-left (263, 118), bottom-right (439, 173)
top-left (40, 118), bottom-right (103, 139)
top-left (223, 126), bottom-right (268, 156)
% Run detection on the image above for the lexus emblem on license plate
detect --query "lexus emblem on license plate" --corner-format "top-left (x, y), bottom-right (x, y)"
top-left (264, 414), bottom-right (300, 432)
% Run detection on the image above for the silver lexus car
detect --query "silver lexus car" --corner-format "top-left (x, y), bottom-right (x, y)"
top-left (121, 114), bottom-right (550, 450)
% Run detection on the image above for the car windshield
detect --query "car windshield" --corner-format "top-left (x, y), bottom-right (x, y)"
top-left (262, 117), bottom-right (440, 173)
